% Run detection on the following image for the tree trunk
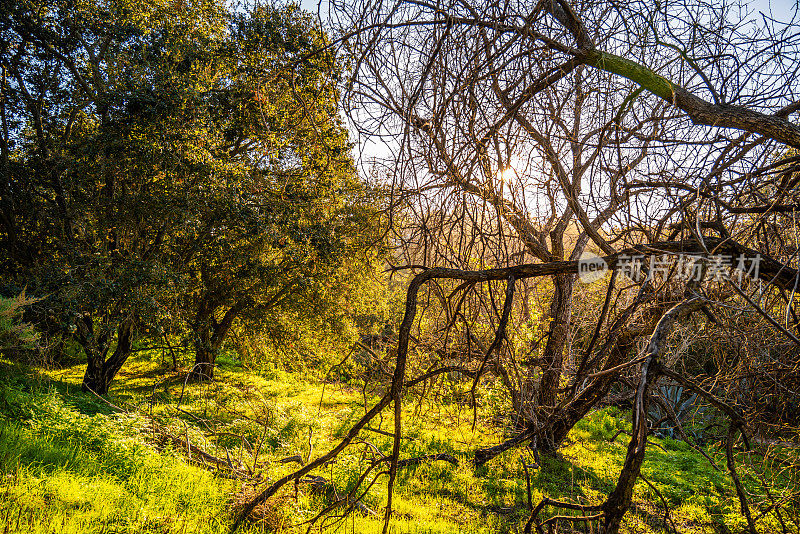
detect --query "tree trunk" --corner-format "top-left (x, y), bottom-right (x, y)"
top-left (507, 273), bottom-right (577, 450)
top-left (190, 300), bottom-right (246, 381)
top-left (546, 335), bottom-right (635, 446)
top-left (190, 341), bottom-right (217, 381)
top-left (537, 274), bottom-right (575, 410)
top-left (475, 334), bottom-right (635, 465)
top-left (81, 322), bottom-right (133, 395)
top-left (82, 345), bottom-right (107, 394)
top-left (190, 297), bottom-right (217, 381)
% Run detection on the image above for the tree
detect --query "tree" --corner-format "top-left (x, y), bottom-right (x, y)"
top-left (176, 5), bottom-right (381, 381)
top-left (0, 0), bottom-right (235, 393)
top-left (235, 1), bottom-right (800, 532)
top-left (0, 292), bottom-right (38, 352)
top-left (335, 0), bottom-right (681, 445)
top-left (0, 0), bottom-right (382, 391)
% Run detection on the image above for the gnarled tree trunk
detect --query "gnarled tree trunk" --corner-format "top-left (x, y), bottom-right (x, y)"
top-left (537, 273), bottom-right (575, 409)
top-left (81, 320), bottom-right (134, 395)
top-left (189, 299), bottom-right (247, 381)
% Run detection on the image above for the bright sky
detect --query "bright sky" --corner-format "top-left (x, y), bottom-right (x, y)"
top-left (299, 0), bottom-right (799, 23)
top-left (297, 0), bottom-right (799, 169)
top-left (749, 0), bottom-right (799, 17)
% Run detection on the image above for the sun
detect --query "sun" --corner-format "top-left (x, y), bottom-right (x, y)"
top-left (497, 166), bottom-right (516, 182)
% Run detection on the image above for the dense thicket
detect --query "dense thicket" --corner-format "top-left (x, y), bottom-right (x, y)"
top-left (235, 1), bottom-right (800, 533)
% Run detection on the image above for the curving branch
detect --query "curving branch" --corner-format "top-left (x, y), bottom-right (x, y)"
top-left (232, 236), bottom-right (797, 532)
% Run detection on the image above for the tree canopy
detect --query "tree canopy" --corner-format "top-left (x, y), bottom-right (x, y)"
top-left (0, 0), bottom-right (383, 392)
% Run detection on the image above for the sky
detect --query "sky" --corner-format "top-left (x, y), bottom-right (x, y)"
top-left (749, 0), bottom-right (799, 18)
top-left (296, 0), bottom-right (800, 168)
top-left (298, 0), bottom-right (799, 23)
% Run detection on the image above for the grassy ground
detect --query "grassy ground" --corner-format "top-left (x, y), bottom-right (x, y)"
top-left (0, 350), bottom-right (798, 534)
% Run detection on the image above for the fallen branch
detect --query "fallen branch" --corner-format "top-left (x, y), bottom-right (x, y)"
top-left (475, 426), bottom-right (538, 467)
top-left (154, 428), bottom-right (257, 481)
top-left (525, 496), bottom-right (604, 534)
top-left (83, 381), bottom-right (256, 480)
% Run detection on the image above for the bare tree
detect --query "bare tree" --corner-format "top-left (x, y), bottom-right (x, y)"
top-left (234, 1), bottom-right (800, 532)
top-left (336, 0), bottom-right (686, 447)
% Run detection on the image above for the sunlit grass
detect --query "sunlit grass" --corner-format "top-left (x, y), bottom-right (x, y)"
top-left (1, 352), bottom-right (798, 533)
top-left (0, 380), bottom-right (232, 534)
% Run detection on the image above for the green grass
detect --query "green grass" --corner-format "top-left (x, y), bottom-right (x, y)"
top-left (0, 372), bottom-right (232, 534)
top-left (0, 352), bottom-right (798, 533)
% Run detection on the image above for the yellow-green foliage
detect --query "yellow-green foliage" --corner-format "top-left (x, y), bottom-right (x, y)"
top-left (0, 293), bottom-right (38, 351)
top-left (0, 374), bottom-right (231, 533)
top-left (2, 354), bottom-right (799, 534)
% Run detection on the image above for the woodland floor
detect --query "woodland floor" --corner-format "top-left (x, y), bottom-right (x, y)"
top-left (0, 349), bottom-right (798, 534)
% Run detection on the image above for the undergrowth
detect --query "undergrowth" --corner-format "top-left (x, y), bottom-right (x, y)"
top-left (0, 352), bottom-right (797, 534)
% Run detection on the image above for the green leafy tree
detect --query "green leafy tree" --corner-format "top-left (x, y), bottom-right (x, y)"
top-left (0, 292), bottom-right (39, 352)
top-left (175, 5), bottom-right (381, 380)
top-left (0, 0), bottom-right (382, 391)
